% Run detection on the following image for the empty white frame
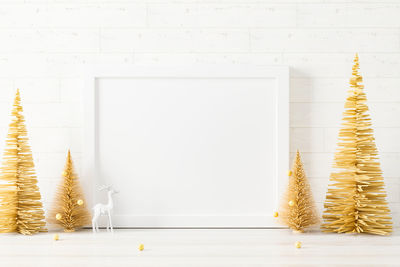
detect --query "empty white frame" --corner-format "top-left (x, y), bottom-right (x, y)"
top-left (83, 66), bottom-right (289, 228)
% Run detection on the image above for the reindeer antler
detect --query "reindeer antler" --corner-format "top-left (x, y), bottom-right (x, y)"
top-left (98, 185), bottom-right (112, 191)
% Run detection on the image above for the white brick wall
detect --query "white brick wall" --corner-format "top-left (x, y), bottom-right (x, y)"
top-left (0, 1), bottom-right (399, 224)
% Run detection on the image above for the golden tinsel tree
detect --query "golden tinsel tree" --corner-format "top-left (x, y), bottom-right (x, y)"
top-left (0, 89), bottom-right (47, 235)
top-left (279, 150), bottom-right (319, 232)
top-left (322, 54), bottom-right (392, 235)
top-left (49, 150), bottom-right (91, 232)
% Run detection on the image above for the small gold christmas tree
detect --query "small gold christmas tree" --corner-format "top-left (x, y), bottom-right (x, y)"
top-left (279, 150), bottom-right (319, 232)
top-left (0, 89), bottom-right (47, 235)
top-left (49, 150), bottom-right (91, 232)
top-left (322, 54), bottom-right (392, 235)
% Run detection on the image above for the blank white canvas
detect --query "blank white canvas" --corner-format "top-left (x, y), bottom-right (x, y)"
top-left (85, 67), bottom-right (288, 227)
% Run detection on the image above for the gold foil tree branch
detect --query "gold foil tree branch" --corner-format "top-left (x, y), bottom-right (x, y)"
top-left (279, 150), bottom-right (319, 232)
top-left (49, 150), bottom-right (91, 232)
top-left (0, 89), bottom-right (47, 235)
top-left (322, 54), bottom-right (392, 235)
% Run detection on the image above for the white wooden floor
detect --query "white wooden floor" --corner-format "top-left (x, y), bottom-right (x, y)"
top-left (0, 228), bottom-right (399, 266)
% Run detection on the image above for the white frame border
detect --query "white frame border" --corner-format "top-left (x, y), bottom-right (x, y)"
top-left (83, 65), bottom-right (289, 228)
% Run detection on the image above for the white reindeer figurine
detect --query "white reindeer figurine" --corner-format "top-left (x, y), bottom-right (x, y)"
top-left (92, 185), bottom-right (119, 233)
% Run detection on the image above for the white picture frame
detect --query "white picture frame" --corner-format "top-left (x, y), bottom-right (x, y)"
top-left (83, 66), bottom-right (289, 228)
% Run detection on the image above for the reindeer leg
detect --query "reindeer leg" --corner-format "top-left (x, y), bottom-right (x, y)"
top-left (92, 215), bottom-right (97, 233)
top-left (108, 211), bottom-right (113, 233)
top-left (96, 217), bottom-right (99, 233)
top-left (106, 215), bottom-right (110, 232)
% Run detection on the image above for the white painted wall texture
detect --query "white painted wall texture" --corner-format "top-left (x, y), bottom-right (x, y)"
top-left (0, 1), bottom-right (399, 224)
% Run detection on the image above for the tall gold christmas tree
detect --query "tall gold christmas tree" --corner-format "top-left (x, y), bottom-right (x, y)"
top-left (322, 54), bottom-right (392, 235)
top-left (0, 89), bottom-right (46, 235)
top-left (49, 150), bottom-right (91, 232)
top-left (279, 150), bottom-right (319, 232)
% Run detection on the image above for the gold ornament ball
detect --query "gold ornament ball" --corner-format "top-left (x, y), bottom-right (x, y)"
top-left (53, 234), bottom-right (59, 241)
top-left (77, 199), bottom-right (84, 206)
top-left (273, 211), bottom-right (279, 218)
top-left (55, 213), bottom-right (62, 220)
top-left (287, 170), bottom-right (292, 176)
top-left (62, 171), bottom-right (67, 177)
top-left (295, 241), bottom-right (302, 249)
top-left (139, 244), bottom-right (144, 251)
top-left (288, 200), bottom-right (294, 207)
